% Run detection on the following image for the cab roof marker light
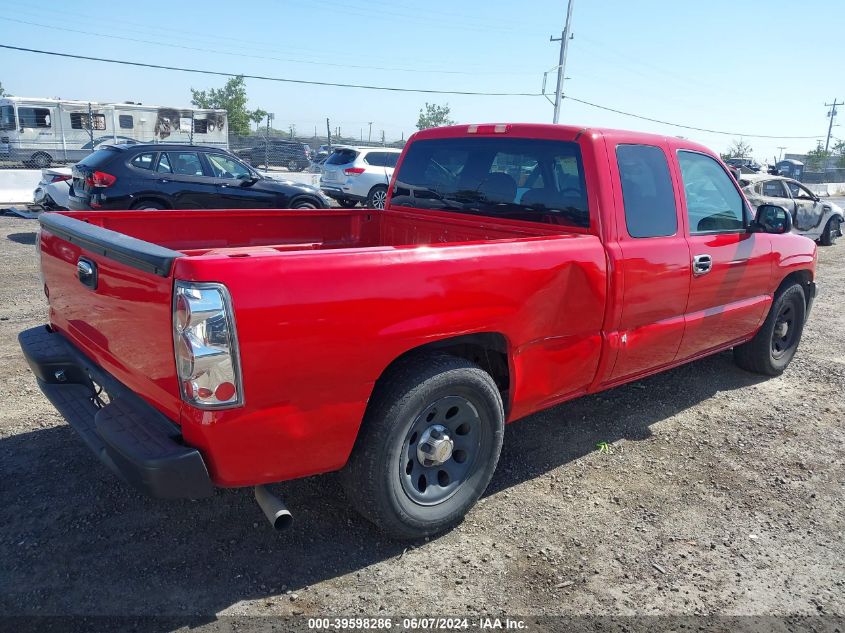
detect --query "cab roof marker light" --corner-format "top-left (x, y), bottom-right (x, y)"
top-left (494, 124), bottom-right (509, 133)
top-left (467, 125), bottom-right (479, 134)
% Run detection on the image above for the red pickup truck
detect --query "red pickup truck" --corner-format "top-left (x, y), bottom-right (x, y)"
top-left (20, 123), bottom-right (817, 539)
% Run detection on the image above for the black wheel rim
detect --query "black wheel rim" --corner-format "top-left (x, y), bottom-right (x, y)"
top-left (399, 395), bottom-right (482, 506)
top-left (771, 301), bottom-right (798, 359)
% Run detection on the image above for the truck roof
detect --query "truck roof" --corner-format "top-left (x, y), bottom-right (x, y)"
top-left (411, 123), bottom-right (715, 155)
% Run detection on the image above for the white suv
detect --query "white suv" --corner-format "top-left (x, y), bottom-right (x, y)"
top-left (320, 147), bottom-right (401, 209)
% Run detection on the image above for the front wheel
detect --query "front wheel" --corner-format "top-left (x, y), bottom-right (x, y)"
top-left (819, 217), bottom-right (841, 246)
top-left (30, 152), bottom-right (52, 169)
top-left (292, 199), bottom-right (318, 209)
top-left (341, 354), bottom-right (504, 540)
top-left (734, 283), bottom-right (806, 376)
top-left (338, 199), bottom-right (358, 208)
top-left (366, 185), bottom-right (388, 210)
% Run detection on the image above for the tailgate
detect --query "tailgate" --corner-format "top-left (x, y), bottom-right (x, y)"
top-left (38, 213), bottom-right (184, 420)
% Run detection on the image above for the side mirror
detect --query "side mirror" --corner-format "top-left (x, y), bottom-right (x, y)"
top-left (752, 204), bottom-right (793, 234)
top-left (239, 174), bottom-right (259, 187)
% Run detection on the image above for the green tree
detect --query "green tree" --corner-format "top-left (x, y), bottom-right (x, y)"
top-left (190, 75), bottom-right (265, 136)
top-left (0, 82), bottom-right (6, 97)
top-left (833, 140), bottom-right (845, 169)
top-left (249, 108), bottom-right (269, 132)
top-left (416, 102), bottom-right (455, 130)
top-left (805, 141), bottom-right (831, 171)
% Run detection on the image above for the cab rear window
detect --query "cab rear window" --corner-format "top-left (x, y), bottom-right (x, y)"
top-left (391, 137), bottom-right (589, 228)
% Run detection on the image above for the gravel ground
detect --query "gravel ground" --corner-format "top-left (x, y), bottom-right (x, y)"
top-left (0, 212), bottom-right (843, 627)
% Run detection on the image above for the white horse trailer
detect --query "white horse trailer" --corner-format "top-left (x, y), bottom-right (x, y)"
top-left (0, 97), bottom-right (228, 168)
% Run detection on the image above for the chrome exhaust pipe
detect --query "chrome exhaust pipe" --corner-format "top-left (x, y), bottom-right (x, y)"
top-left (254, 485), bottom-right (293, 530)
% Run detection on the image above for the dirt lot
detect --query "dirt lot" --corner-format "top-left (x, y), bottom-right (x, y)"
top-left (0, 213), bottom-right (843, 627)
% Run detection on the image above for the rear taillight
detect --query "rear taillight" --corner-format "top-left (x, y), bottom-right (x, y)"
top-left (343, 167), bottom-right (366, 176)
top-left (173, 281), bottom-right (243, 409)
top-left (86, 171), bottom-right (116, 188)
top-left (50, 174), bottom-right (71, 183)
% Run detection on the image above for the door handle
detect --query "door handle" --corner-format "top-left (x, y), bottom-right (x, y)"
top-left (693, 254), bottom-right (712, 276)
top-left (159, 178), bottom-right (170, 183)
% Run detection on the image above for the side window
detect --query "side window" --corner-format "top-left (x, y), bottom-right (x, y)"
top-left (130, 153), bottom-right (155, 170)
top-left (762, 180), bottom-right (787, 198)
top-left (19, 107), bottom-right (51, 128)
top-left (119, 115), bottom-right (134, 129)
top-left (678, 151), bottom-right (746, 234)
top-left (70, 112), bottom-right (105, 130)
top-left (167, 152), bottom-right (204, 176)
top-left (385, 153), bottom-right (399, 168)
top-left (206, 153), bottom-right (251, 178)
top-left (364, 152), bottom-right (385, 167)
top-left (788, 181), bottom-right (815, 200)
top-left (616, 144), bottom-right (677, 238)
top-left (156, 153), bottom-right (172, 173)
top-left (193, 119), bottom-right (208, 134)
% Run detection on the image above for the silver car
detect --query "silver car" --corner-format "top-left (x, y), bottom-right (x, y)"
top-left (741, 175), bottom-right (843, 245)
top-left (320, 147), bottom-right (401, 209)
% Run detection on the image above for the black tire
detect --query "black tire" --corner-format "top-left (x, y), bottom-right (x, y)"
top-left (366, 185), bottom-right (388, 210)
top-left (292, 199), bottom-right (318, 209)
top-left (733, 283), bottom-right (806, 376)
top-left (338, 199), bottom-right (358, 209)
top-left (819, 217), bottom-right (841, 246)
top-left (341, 354), bottom-right (504, 540)
top-left (30, 152), bottom-right (52, 169)
top-left (130, 200), bottom-right (167, 210)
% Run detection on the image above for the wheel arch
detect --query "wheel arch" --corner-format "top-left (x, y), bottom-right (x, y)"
top-left (289, 194), bottom-right (325, 209)
top-left (775, 269), bottom-right (814, 314)
top-left (129, 195), bottom-right (171, 210)
top-left (370, 332), bottom-right (512, 418)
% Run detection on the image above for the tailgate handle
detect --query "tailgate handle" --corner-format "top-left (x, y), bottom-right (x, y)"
top-left (77, 258), bottom-right (98, 290)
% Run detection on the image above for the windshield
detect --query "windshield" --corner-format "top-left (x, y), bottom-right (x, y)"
top-left (391, 137), bottom-right (590, 228)
top-left (0, 105), bottom-right (15, 131)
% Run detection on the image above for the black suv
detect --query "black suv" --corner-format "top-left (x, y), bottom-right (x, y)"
top-left (68, 144), bottom-right (330, 211)
top-left (236, 139), bottom-right (311, 172)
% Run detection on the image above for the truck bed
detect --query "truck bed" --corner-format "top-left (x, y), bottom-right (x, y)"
top-left (51, 208), bottom-right (571, 256)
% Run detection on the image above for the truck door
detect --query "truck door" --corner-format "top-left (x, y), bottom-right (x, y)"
top-left (675, 150), bottom-right (772, 359)
top-left (607, 142), bottom-right (691, 381)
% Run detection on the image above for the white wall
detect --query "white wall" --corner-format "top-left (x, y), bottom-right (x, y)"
top-left (0, 170), bottom-right (41, 204)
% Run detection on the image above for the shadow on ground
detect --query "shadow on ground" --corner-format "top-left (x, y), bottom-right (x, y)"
top-left (0, 350), bottom-right (765, 624)
top-left (7, 231), bottom-right (36, 245)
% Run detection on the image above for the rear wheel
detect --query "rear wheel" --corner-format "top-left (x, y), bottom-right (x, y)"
top-left (819, 217), bottom-right (841, 246)
top-left (366, 185), bottom-right (388, 210)
top-left (341, 354), bottom-right (504, 540)
top-left (292, 199), bottom-right (318, 209)
top-left (30, 152), bottom-right (52, 169)
top-left (130, 200), bottom-right (166, 210)
top-left (733, 283), bottom-right (806, 376)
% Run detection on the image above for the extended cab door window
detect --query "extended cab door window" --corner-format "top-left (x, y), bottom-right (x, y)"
top-left (617, 144), bottom-right (678, 238)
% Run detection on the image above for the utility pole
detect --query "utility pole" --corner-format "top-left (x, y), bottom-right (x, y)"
top-left (368, 122), bottom-right (373, 144)
top-left (550, 0), bottom-right (575, 124)
top-left (265, 112), bottom-right (273, 169)
top-left (381, 130), bottom-right (385, 146)
top-left (326, 117), bottom-right (332, 150)
top-left (777, 146), bottom-right (786, 161)
top-left (824, 98), bottom-right (842, 153)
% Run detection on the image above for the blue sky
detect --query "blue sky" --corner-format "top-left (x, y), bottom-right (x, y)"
top-left (0, 0), bottom-right (841, 161)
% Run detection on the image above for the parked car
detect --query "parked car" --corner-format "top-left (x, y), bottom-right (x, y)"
top-left (33, 167), bottom-right (72, 209)
top-left (740, 174), bottom-right (843, 245)
top-left (237, 139), bottom-right (311, 171)
top-left (320, 146), bottom-right (401, 208)
top-left (21, 123), bottom-right (816, 540)
top-left (725, 156), bottom-right (762, 173)
top-left (68, 143), bottom-right (330, 211)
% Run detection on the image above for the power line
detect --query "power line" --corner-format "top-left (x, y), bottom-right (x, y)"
top-left (0, 44), bottom-right (825, 140)
top-left (0, 16), bottom-right (525, 76)
top-left (564, 96), bottom-right (824, 139)
top-left (0, 45), bottom-right (542, 96)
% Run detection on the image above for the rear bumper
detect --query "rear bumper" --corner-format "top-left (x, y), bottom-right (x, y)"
top-left (320, 185), bottom-right (365, 202)
top-left (18, 325), bottom-right (214, 499)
